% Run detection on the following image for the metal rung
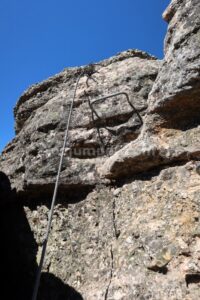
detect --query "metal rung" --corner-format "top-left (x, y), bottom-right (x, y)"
top-left (89, 91), bottom-right (143, 126)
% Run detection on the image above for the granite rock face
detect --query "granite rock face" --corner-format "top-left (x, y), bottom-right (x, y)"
top-left (1, 1), bottom-right (200, 299)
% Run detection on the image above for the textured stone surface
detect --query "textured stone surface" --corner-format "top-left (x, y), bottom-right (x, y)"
top-left (25, 162), bottom-right (200, 300)
top-left (0, 50), bottom-right (159, 195)
top-left (1, 1), bottom-right (200, 299)
top-left (101, 0), bottom-right (200, 180)
top-left (148, 0), bottom-right (200, 127)
top-left (99, 126), bottom-right (200, 179)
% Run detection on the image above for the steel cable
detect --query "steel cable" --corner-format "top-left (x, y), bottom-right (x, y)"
top-left (31, 72), bottom-right (83, 300)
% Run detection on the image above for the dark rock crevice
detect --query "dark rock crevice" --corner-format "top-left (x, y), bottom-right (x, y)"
top-left (104, 245), bottom-right (114, 300)
top-left (185, 274), bottom-right (200, 287)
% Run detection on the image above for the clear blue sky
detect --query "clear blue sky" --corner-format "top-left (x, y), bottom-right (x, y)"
top-left (0, 0), bottom-right (169, 152)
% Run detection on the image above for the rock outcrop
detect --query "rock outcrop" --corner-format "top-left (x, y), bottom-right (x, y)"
top-left (1, 0), bottom-right (200, 299)
top-left (0, 50), bottom-right (159, 196)
top-left (100, 0), bottom-right (200, 180)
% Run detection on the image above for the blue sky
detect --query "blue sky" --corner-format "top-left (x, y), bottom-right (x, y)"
top-left (0, 0), bottom-right (169, 152)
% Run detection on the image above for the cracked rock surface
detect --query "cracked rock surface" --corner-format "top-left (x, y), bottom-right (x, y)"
top-left (0, 0), bottom-right (200, 299)
top-left (25, 162), bottom-right (200, 299)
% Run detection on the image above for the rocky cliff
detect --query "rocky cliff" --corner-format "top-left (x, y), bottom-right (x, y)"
top-left (0, 0), bottom-right (200, 299)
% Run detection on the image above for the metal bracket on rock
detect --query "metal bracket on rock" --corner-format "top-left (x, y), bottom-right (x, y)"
top-left (89, 91), bottom-right (143, 126)
top-left (84, 69), bottom-right (143, 154)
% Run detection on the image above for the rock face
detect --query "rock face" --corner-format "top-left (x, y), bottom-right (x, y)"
top-left (0, 50), bottom-right (159, 195)
top-left (100, 0), bottom-right (200, 180)
top-left (1, 1), bottom-right (200, 299)
top-left (25, 162), bottom-right (200, 300)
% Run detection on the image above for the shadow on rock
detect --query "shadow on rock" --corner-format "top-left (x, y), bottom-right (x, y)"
top-left (0, 171), bottom-right (84, 300)
top-left (38, 273), bottom-right (83, 300)
top-left (0, 195), bottom-right (37, 299)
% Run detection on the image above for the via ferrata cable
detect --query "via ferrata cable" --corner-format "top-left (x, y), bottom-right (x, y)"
top-left (31, 72), bottom-right (83, 300)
